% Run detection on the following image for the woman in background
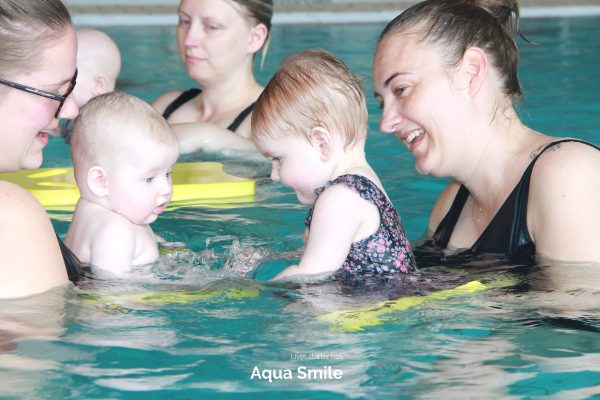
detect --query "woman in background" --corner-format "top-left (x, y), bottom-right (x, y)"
top-left (153, 0), bottom-right (272, 157)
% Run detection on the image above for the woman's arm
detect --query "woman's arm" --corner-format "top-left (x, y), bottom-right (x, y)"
top-left (528, 141), bottom-right (600, 264)
top-left (172, 122), bottom-right (263, 160)
top-left (0, 181), bottom-right (69, 298)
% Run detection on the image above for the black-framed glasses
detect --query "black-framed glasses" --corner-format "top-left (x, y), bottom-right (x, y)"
top-left (0, 69), bottom-right (77, 118)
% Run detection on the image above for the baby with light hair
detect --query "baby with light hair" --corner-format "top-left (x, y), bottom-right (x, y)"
top-left (66, 91), bottom-right (179, 276)
top-left (56, 28), bottom-right (122, 142)
top-left (73, 28), bottom-right (121, 107)
top-left (252, 49), bottom-right (416, 283)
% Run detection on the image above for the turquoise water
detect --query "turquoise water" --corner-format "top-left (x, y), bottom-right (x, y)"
top-left (2, 17), bottom-right (599, 399)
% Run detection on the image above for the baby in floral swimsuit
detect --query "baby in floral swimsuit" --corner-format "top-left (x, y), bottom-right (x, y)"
top-left (251, 49), bottom-right (416, 282)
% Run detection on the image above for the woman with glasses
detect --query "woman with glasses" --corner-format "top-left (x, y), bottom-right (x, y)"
top-left (0, 0), bottom-right (79, 298)
top-left (152, 0), bottom-right (272, 158)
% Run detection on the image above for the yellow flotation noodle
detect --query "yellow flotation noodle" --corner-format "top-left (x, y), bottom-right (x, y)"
top-left (80, 286), bottom-right (261, 312)
top-left (0, 162), bottom-right (255, 211)
top-left (318, 280), bottom-right (488, 332)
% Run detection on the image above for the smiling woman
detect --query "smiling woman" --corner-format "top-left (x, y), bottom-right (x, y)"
top-left (0, 0), bottom-right (80, 298)
top-left (372, 0), bottom-right (600, 274)
top-left (0, 69), bottom-right (77, 119)
top-left (152, 0), bottom-right (272, 158)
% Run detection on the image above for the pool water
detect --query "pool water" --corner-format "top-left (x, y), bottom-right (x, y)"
top-left (2, 17), bottom-right (600, 399)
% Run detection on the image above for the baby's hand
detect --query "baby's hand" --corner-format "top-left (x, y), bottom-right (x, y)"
top-left (225, 241), bottom-right (270, 276)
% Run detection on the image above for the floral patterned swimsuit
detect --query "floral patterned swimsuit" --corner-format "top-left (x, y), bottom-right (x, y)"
top-left (305, 174), bottom-right (417, 283)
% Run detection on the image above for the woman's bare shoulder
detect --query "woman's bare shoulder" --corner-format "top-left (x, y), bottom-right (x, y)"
top-left (0, 180), bottom-right (60, 239)
top-left (0, 181), bottom-right (68, 298)
top-left (528, 140), bottom-right (600, 262)
top-left (530, 140), bottom-right (600, 187)
top-left (0, 180), bottom-right (47, 216)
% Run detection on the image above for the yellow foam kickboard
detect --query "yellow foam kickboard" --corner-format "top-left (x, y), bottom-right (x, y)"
top-left (0, 162), bottom-right (255, 211)
top-left (318, 280), bottom-right (489, 332)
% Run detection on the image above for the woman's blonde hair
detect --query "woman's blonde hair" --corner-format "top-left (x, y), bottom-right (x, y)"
top-left (231, 0), bottom-right (273, 67)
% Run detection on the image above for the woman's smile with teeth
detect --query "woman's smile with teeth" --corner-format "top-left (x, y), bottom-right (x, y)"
top-left (406, 128), bottom-right (424, 144)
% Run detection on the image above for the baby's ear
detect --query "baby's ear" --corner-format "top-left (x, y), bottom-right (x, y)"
top-left (309, 127), bottom-right (333, 161)
top-left (92, 75), bottom-right (110, 97)
top-left (87, 165), bottom-right (109, 197)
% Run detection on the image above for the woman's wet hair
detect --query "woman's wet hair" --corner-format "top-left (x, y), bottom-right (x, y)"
top-left (252, 49), bottom-right (368, 149)
top-left (232, 0), bottom-right (273, 67)
top-left (377, 0), bottom-right (523, 102)
top-left (0, 0), bottom-right (71, 77)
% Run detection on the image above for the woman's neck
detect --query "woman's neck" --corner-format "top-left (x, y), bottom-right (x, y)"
top-left (199, 64), bottom-right (262, 115)
top-left (458, 111), bottom-right (548, 211)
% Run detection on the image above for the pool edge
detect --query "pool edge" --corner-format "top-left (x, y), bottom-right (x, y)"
top-left (71, 5), bottom-right (600, 26)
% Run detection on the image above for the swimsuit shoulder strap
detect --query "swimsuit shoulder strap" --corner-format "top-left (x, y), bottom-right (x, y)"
top-left (162, 88), bottom-right (202, 120)
top-left (162, 89), bottom-right (254, 132)
top-left (509, 137), bottom-right (600, 235)
top-left (331, 174), bottom-right (386, 203)
top-left (516, 138), bottom-right (600, 202)
top-left (432, 184), bottom-right (470, 247)
top-left (305, 174), bottom-right (386, 228)
top-left (227, 102), bottom-right (255, 132)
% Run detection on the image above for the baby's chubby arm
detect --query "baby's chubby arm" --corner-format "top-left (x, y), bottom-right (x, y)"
top-left (273, 184), bottom-right (366, 280)
top-left (89, 217), bottom-right (137, 276)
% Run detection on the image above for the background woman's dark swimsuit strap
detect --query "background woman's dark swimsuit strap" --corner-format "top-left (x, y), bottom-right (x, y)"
top-left (161, 88), bottom-right (255, 132)
top-left (432, 139), bottom-right (600, 264)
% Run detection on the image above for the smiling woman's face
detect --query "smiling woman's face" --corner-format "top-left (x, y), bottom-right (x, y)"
top-left (0, 27), bottom-right (78, 173)
top-left (373, 33), bottom-right (472, 177)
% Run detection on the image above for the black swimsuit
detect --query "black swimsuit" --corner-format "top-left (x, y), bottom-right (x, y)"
top-left (57, 234), bottom-right (85, 283)
top-left (431, 139), bottom-right (600, 265)
top-left (161, 88), bottom-right (255, 132)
